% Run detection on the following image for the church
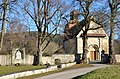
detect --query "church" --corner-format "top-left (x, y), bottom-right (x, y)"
top-left (63, 10), bottom-right (109, 61)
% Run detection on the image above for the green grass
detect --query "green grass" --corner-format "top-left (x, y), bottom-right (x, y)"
top-left (73, 65), bottom-right (120, 79)
top-left (17, 64), bottom-right (93, 79)
top-left (0, 65), bottom-right (46, 76)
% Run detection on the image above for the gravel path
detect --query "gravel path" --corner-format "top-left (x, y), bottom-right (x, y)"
top-left (36, 64), bottom-right (111, 79)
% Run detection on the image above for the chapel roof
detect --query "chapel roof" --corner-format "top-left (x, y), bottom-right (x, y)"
top-left (64, 15), bottom-right (106, 41)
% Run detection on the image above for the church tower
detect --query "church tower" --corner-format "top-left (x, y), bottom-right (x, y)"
top-left (70, 10), bottom-right (79, 21)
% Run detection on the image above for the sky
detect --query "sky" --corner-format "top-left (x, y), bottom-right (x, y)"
top-left (0, 0), bottom-right (119, 39)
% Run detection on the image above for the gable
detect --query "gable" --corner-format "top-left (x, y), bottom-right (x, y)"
top-left (88, 21), bottom-right (106, 34)
top-left (77, 21), bottom-right (108, 38)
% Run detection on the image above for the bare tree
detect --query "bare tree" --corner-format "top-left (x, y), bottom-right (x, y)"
top-left (6, 18), bottom-right (28, 49)
top-left (0, 0), bottom-right (17, 50)
top-left (76, 0), bottom-right (93, 63)
top-left (0, 0), bottom-right (7, 50)
top-left (108, 0), bottom-right (120, 64)
top-left (89, 0), bottom-right (120, 63)
top-left (21, 0), bottom-right (67, 65)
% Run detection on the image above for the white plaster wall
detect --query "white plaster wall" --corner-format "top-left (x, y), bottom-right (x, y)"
top-left (102, 37), bottom-right (109, 54)
top-left (77, 37), bottom-right (83, 54)
top-left (25, 55), bottom-right (34, 65)
top-left (88, 21), bottom-right (107, 35)
top-left (87, 37), bottom-right (99, 47)
top-left (52, 54), bottom-right (75, 63)
top-left (42, 56), bottom-right (53, 65)
top-left (0, 55), bottom-right (12, 66)
top-left (115, 54), bottom-right (120, 63)
top-left (0, 55), bottom-right (7, 66)
top-left (0, 54), bottom-right (75, 66)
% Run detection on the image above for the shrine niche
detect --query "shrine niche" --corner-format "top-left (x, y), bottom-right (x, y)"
top-left (12, 48), bottom-right (25, 65)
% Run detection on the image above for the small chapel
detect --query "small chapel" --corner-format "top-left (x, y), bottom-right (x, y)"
top-left (63, 10), bottom-right (109, 61)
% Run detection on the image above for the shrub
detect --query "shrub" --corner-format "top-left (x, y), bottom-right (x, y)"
top-left (45, 63), bottom-right (50, 68)
top-left (15, 63), bottom-right (20, 66)
top-left (55, 59), bottom-right (61, 65)
top-left (57, 64), bottom-right (62, 68)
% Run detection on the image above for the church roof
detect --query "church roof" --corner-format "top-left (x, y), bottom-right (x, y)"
top-left (64, 20), bottom-right (85, 41)
top-left (64, 17), bottom-right (106, 41)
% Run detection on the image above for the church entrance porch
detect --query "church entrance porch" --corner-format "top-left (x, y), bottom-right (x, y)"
top-left (88, 44), bottom-right (100, 61)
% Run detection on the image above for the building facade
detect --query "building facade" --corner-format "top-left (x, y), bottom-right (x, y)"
top-left (64, 10), bottom-right (109, 61)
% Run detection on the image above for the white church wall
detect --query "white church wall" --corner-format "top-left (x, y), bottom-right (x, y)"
top-left (77, 37), bottom-right (83, 54)
top-left (87, 37), bottom-right (99, 47)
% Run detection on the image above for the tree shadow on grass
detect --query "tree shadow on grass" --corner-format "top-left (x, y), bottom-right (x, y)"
top-left (72, 75), bottom-right (83, 79)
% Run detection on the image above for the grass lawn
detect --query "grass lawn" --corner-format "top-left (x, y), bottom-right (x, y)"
top-left (17, 64), bottom-right (93, 79)
top-left (73, 65), bottom-right (120, 79)
top-left (0, 65), bottom-right (46, 76)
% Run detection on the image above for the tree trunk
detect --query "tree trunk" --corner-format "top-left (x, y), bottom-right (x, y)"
top-left (82, 18), bottom-right (90, 63)
top-left (38, 39), bottom-right (43, 65)
top-left (0, 0), bottom-right (7, 50)
top-left (109, 22), bottom-right (116, 64)
top-left (37, 31), bottom-right (43, 65)
top-left (82, 34), bottom-right (88, 63)
top-left (108, 0), bottom-right (117, 64)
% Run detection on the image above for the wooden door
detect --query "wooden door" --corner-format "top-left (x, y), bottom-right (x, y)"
top-left (90, 51), bottom-right (94, 60)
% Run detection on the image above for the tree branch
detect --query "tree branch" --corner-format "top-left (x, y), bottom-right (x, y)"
top-left (108, 0), bottom-right (112, 9)
top-left (79, 0), bottom-right (86, 13)
top-left (47, 6), bottom-right (61, 20)
top-left (41, 27), bottom-right (58, 44)
top-left (42, 30), bottom-right (57, 51)
top-left (24, 7), bottom-right (39, 28)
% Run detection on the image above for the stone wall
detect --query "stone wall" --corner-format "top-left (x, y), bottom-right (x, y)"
top-left (0, 55), bottom-right (12, 66)
top-left (52, 54), bottom-right (75, 63)
top-left (42, 56), bottom-right (53, 65)
top-left (0, 55), bottom-right (7, 66)
top-left (0, 55), bottom-right (34, 66)
top-left (25, 55), bottom-right (34, 65)
top-left (115, 54), bottom-right (120, 63)
top-left (0, 54), bottom-right (75, 65)
top-left (42, 54), bottom-right (75, 65)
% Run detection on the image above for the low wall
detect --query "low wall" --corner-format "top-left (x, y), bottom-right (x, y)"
top-left (0, 55), bottom-right (34, 66)
top-left (0, 55), bottom-right (7, 66)
top-left (115, 54), bottom-right (120, 63)
top-left (42, 54), bottom-right (75, 65)
top-left (52, 54), bottom-right (75, 63)
top-left (25, 55), bottom-right (34, 65)
top-left (0, 55), bottom-right (11, 66)
top-left (42, 56), bottom-right (53, 65)
top-left (0, 54), bottom-right (75, 66)
top-left (0, 62), bottom-right (76, 79)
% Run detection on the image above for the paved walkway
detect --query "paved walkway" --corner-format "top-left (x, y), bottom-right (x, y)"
top-left (36, 63), bottom-right (111, 79)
